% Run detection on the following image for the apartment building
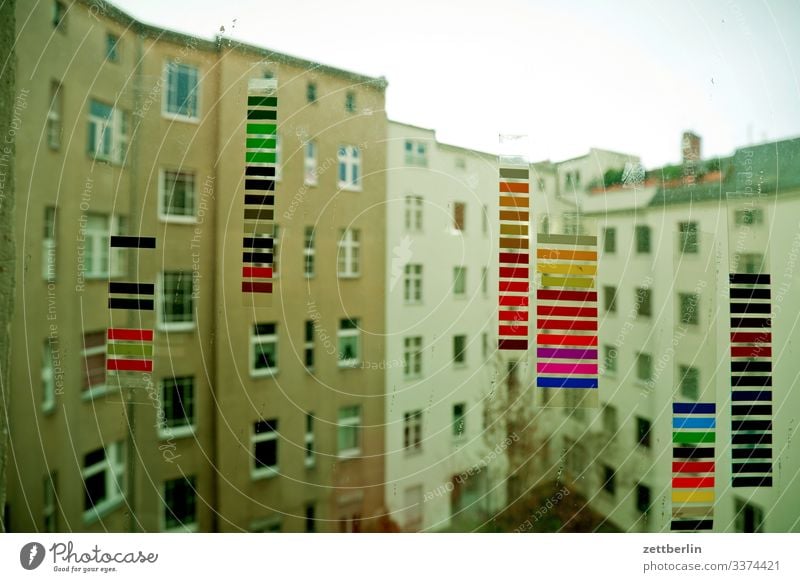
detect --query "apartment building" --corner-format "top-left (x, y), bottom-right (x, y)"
top-left (7, 0), bottom-right (387, 532)
top-left (384, 121), bottom-right (506, 530)
top-left (537, 134), bottom-right (800, 532)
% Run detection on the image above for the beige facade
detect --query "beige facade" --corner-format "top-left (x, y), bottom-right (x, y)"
top-left (7, 0), bottom-right (386, 533)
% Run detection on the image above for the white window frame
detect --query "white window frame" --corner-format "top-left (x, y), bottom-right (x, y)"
top-left (404, 140), bottom-right (428, 166)
top-left (636, 352), bottom-right (652, 385)
top-left (305, 413), bottom-right (315, 468)
top-left (162, 61), bottom-right (200, 122)
top-left (337, 145), bottom-right (361, 191)
top-left (403, 410), bottom-right (423, 452)
top-left (88, 99), bottom-right (127, 164)
top-left (84, 214), bottom-right (124, 279)
top-left (159, 168), bottom-right (197, 223)
top-left (304, 140), bottom-right (318, 185)
top-left (250, 323), bottom-right (278, 377)
top-left (453, 402), bottom-right (466, 439)
top-left (43, 206), bottom-right (56, 280)
top-left (337, 318), bottom-right (361, 368)
top-left (679, 221), bottom-right (699, 254)
top-left (304, 226), bottom-right (315, 278)
top-left (337, 405), bottom-right (361, 458)
top-left (337, 228), bottom-right (361, 278)
top-left (42, 340), bottom-right (56, 413)
top-left (403, 264), bottom-right (422, 304)
top-left (403, 336), bottom-right (422, 379)
top-left (81, 442), bottom-right (124, 522)
top-left (157, 271), bottom-right (195, 332)
top-left (161, 475), bottom-right (198, 532)
top-left (47, 80), bottom-right (62, 149)
top-left (453, 266), bottom-right (467, 297)
top-left (159, 376), bottom-right (195, 439)
top-left (251, 419), bottom-right (279, 479)
top-left (404, 195), bottom-right (423, 232)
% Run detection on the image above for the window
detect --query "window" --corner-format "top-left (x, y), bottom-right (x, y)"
top-left (337, 145), bottom-right (361, 190)
top-left (43, 472), bottom-right (58, 532)
top-left (42, 341), bottom-right (56, 412)
top-left (679, 293), bottom-right (699, 326)
top-left (53, 1), bottom-right (66, 30)
top-left (734, 498), bottom-right (764, 533)
top-left (304, 321), bottom-right (314, 371)
top-left (81, 331), bottom-right (106, 394)
top-left (735, 253), bottom-right (765, 274)
top-left (482, 204), bottom-right (489, 236)
top-left (602, 404), bottom-right (618, 436)
top-left (304, 140), bottom-right (317, 185)
top-left (251, 323), bottom-right (278, 376)
top-left (403, 410), bottom-right (423, 452)
top-left (345, 91), bottom-right (356, 113)
top-left (635, 225), bottom-right (650, 253)
top-left (82, 442), bottom-right (124, 515)
top-left (88, 100), bottom-right (127, 164)
top-left (453, 403), bottom-right (466, 438)
top-left (337, 405), bottom-right (361, 456)
top-left (541, 214), bottom-right (550, 235)
top-left (735, 208), bottom-right (764, 225)
top-left (563, 212), bottom-right (580, 235)
top-left (636, 484), bottom-right (651, 514)
top-left (159, 272), bottom-right (194, 329)
top-left (304, 226), bottom-right (315, 277)
top-left (305, 413), bottom-right (315, 468)
top-left (404, 264), bottom-right (422, 303)
top-left (160, 376), bottom-right (195, 435)
top-left (453, 266), bottom-right (466, 297)
top-left (482, 332), bottom-right (489, 360)
top-left (453, 334), bottom-right (467, 366)
top-left (306, 82), bottom-right (317, 103)
top-left (164, 61), bottom-right (199, 119)
top-left (43, 206), bottom-right (56, 280)
top-left (636, 352), bottom-right (652, 383)
top-left (481, 267), bottom-right (488, 296)
top-left (455, 157), bottom-right (466, 170)
top-left (453, 202), bottom-right (466, 232)
top-left (603, 227), bottom-right (616, 253)
top-left (106, 33), bottom-right (119, 62)
top-left (84, 214), bottom-right (111, 278)
top-left (337, 228), bottom-right (361, 277)
top-left (603, 285), bottom-right (617, 313)
top-left (252, 419), bottom-right (279, 477)
top-left (338, 318), bottom-right (360, 367)
top-left (601, 466), bottom-right (616, 495)
top-left (404, 195), bottom-right (423, 231)
top-left (603, 345), bottom-right (617, 374)
top-left (679, 221), bottom-right (698, 254)
top-left (636, 417), bottom-right (651, 448)
top-left (679, 366), bottom-right (699, 401)
top-left (163, 476), bottom-right (197, 531)
top-left (160, 170), bottom-right (196, 219)
top-left (404, 140), bottom-right (428, 166)
top-left (47, 81), bottom-right (62, 149)
top-left (635, 287), bottom-right (652, 318)
top-left (305, 503), bottom-right (317, 532)
top-left (404, 336), bottom-right (422, 378)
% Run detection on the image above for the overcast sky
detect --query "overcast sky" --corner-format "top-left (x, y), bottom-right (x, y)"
top-left (112, 0), bottom-right (800, 167)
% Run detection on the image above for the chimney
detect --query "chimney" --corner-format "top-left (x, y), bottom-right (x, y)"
top-left (682, 131), bottom-right (701, 165)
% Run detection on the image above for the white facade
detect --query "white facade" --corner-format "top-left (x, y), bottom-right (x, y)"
top-left (535, 139), bottom-right (800, 532)
top-left (384, 121), bottom-right (505, 531)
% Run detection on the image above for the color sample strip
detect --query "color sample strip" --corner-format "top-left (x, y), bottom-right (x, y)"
top-left (729, 273), bottom-right (773, 488)
top-left (106, 238), bottom-right (156, 375)
top-left (536, 235), bottom-right (597, 392)
top-left (244, 78), bottom-right (278, 296)
top-left (671, 402), bottom-right (715, 531)
top-left (497, 163), bottom-right (529, 351)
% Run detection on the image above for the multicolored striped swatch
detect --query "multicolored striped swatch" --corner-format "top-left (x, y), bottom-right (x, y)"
top-left (497, 164), bottom-right (529, 351)
top-left (671, 402), bottom-right (715, 531)
top-left (106, 236), bottom-right (156, 374)
top-left (729, 273), bottom-right (773, 488)
top-left (536, 235), bottom-right (598, 395)
top-left (243, 78), bottom-right (277, 297)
